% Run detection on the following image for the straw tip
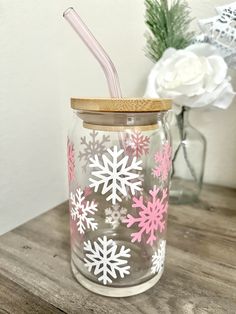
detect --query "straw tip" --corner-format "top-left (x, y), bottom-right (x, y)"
top-left (63, 7), bottom-right (74, 18)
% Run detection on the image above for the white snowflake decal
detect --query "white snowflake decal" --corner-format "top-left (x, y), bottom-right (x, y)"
top-left (78, 130), bottom-right (110, 172)
top-left (84, 236), bottom-right (131, 285)
top-left (121, 174), bottom-right (144, 201)
top-left (89, 146), bottom-right (143, 204)
top-left (70, 188), bottom-right (98, 234)
top-left (105, 204), bottom-right (127, 228)
top-left (124, 186), bottom-right (168, 245)
top-left (151, 240), bottom-right (166, 274)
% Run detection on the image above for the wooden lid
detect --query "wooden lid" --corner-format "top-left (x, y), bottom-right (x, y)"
top-left (71, 98), bottom-right (172, 112)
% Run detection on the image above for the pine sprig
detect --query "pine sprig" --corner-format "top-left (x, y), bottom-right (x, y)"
top-left (145, 0), bottom-right (195, 62)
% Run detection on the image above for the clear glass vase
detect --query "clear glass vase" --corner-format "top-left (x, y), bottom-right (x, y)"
top-left (170, 108), bottom-right (206, 204)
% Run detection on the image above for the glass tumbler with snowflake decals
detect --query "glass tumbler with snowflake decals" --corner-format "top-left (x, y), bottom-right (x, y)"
top-left (67, 98), bottom-right (172, 297)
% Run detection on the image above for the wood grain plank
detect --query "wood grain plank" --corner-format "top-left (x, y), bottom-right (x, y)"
top-left (167, 204), bottom-right (236, 265)
top-left (0, 272), bottom-right (64, 314)
top-left (199, 184), bottom-right (236, 212)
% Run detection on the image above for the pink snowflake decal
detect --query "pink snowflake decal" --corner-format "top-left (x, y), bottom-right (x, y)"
top-left (124, 186), bottom-right (168, 245)
top-left (83, 186), bottom-right (92, 197)
top-left (67, 138), bottom-right (75, 183)
top-left (152, 142), bottom-right (172, 181)
top-left (69, 215), bottom-right (79, 244)
top-left (122, 131), bottom-right (150, 157)
top-left (69, 203), bottom-right (79, 243)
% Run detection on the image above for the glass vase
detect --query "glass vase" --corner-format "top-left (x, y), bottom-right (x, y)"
top-left (170, 108), bottom-right (206, 204)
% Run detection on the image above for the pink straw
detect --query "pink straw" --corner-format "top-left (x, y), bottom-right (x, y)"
top-left (63, 7), bottom-right (122, 98)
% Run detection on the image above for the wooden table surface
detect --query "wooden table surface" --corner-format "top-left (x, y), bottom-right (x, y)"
top-left (0, 184), bottom-right (236, 314)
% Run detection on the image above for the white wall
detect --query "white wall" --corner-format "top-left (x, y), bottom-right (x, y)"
top-left (0, 0), bottom-right (235, 234)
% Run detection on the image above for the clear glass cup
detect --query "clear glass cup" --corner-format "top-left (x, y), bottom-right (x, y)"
top-left (67, 98), bottom-right (172, 297)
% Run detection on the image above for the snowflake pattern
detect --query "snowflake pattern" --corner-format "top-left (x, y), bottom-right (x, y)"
top-left (70, 188), bottom-right (98, 234)
top-left (67, 138), bottom-right (75, 183)
top-left (152, 143), bottom-right (172, 181)
top-left (121, 174), bottom-right (144, 201)
top-left (78, 131), bottom-right (110, 172)
top-left (105, 204), bottom-right (127, 228)
top-left (122, 131), bottom-right (150, 157)
top-left (84, 236), bottom-right (131, 285)
top-left (124, 186), bottom-right (168, 245)
top-left (151, 240), bottom-right (166, 274)
top-left (89, 146), bottom-right (143, 204)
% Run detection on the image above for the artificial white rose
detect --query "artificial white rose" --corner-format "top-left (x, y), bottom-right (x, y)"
top-left (145, 43), bottom-right (235, 113)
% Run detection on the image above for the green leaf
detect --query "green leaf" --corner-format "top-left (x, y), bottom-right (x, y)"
top-left (145, 0), bottom-right (195, 62)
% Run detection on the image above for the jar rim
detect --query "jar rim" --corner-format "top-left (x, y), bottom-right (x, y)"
top-left (71, 98), bottom-right (172, 112)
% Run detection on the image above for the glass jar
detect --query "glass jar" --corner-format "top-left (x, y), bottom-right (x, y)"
top-left (67, 98), bottom-right (172, 297)
top-left (170, 108), bottom-right (206, 204)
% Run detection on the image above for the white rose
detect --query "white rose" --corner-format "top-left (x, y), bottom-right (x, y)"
top-left (145, 43), bottom-right (235, 113)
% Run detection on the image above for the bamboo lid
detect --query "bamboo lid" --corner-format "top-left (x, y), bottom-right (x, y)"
top-left (71, 98), bottom-right (172, 112)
